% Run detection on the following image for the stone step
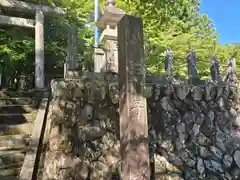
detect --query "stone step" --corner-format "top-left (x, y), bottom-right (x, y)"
top-left (0, 123), bottom-right (33, 135)
top-left (0, 134), bottom-right (30, 151)
top-left (0, 162), bottom-right (22, 169)
top-left (0, 175), bottom-right (18, 180)
top-left (0, 90), bottom-right (43, 98)
top-left (0, 112), bottom-right (37, 125)
top-left (0, 151), bottom-right (25, 166)
top-left (0, 97), bottom-right (41, 106)
top-left (0, 105), bottom-right (36, 114)
top-left (0, 168), bottom-right (19, 177)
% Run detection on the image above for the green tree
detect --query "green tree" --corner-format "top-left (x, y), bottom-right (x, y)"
top-left (0, 0), bottom-right (239, 85)
top-left (0, 0), bottom-right (95, 87)
top-left (116, 0), bottom-right (218, 78)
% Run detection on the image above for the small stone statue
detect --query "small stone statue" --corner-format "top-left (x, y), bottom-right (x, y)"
top-left (18, 75), bottom-right (26, 91)
top-left (164, 48), bottom-right (173, 76)
top-left (187, 51), bottom-right (198, 82)
top-left (225, 58), bottom-right (238, 87)
top-left (210, 56), bottom-right (220, 83)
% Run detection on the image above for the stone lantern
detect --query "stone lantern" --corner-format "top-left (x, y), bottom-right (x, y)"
top-left (96, 0), bottom-right (125, 73)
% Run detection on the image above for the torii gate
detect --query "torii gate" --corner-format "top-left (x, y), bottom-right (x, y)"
top-left (0, 0), bottom-right (67, 89)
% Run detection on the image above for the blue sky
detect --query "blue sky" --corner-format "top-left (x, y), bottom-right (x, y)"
top-left (200, 0), bottom-right (240, 44)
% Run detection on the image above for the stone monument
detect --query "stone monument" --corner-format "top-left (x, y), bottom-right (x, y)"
top-left (226, 58), bottom-right (238, 87)
top-left (118, 14), bottom-right (150, 180)
top-left (210, 56), bottom-right (220, 83)
top-left (67, 23), bottom-right (78, 70)
top-left (164, 48), bottom-right (173, 76)
top-left (187, 51), bottom-right (198, 84)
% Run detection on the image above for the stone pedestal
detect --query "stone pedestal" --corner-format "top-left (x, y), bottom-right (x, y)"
top-left (94, 48), bottom-right (105, 72)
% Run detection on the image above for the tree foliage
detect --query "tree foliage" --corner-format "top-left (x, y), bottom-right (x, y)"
top-left (116, 0), bottom-right (239, 78)
top-left (0, 0), bottom-right (239, 87)
top-left (0, 0), bottom-right (94, 86)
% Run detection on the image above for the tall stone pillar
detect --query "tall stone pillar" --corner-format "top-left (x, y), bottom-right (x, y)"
top-left (35, 10), bottom-right (44, 89)
top-left (67, 23), bottom-right (78, 70)
top-left (96, 0), bottom-right (125, 73)
top-left (118, 14), bottom-right (150, 180)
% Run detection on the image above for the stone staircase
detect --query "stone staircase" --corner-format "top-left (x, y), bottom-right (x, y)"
top-left (0, 90), bottom-right (42, 180)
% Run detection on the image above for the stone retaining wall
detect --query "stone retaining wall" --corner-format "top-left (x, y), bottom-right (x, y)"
top-left (42, 76), bottom-right (120, 180)
top-left (148, 84), bottom-right (240, 180)
top-left (41, 74), bottom-right (240, 180)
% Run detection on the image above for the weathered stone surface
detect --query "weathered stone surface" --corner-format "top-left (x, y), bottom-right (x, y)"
top-left (210, 56), bottom-right (220, 82)
top-left (155, 154), bottom-right (181, 174)
top-left (196, 158), bottom-right (205, 175)
top-left (204, 159), bottom-right (223, 173)
top-left (41, 77), bottom-right (121, 179)
top-left (231, 167), bottom-right (240, 179)
top-left (46, 76), bottom-right (240, 179)
top-left (108, 82), bottom-right (119, 104)
top-left (199, 146), bottom-right (211, 158)
top-left (184, 168), bottom-right (198, 180)
top-left (176, 86), bottom-right (189, 100)
top-left (148, 83), bottom-right (240, 179)
top-left (234, 150), bottom-right (240, 168)
top-left (197, 133), bottom-right (212, 146)
top-left (43, 152), bottom-right (89, 180)
top-left (223, 154), bottom-right (233, 168)
top-left (118, 14), bottom-right (150, 180)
